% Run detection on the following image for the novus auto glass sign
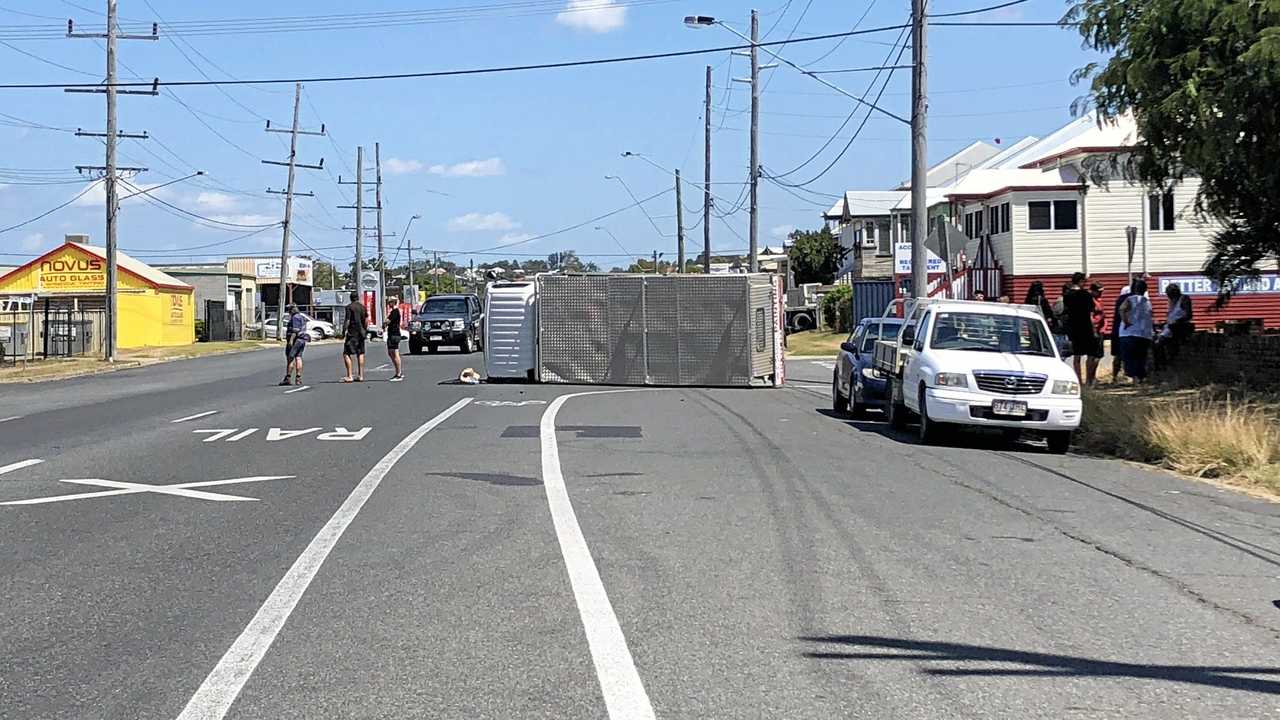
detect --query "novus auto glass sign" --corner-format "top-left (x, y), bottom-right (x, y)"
top-left (38, 255), bottom-right (105, 292)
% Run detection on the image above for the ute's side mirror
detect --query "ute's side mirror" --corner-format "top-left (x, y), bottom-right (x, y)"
top-left (900, 325), bottom-right (916, 346)
top-left (840, 341), bottom-right (858, 355)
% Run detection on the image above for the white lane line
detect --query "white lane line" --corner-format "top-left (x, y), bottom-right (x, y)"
top-left (171, 411), bottom-right (219, 424)
top-left (175, 397), bottom-right (473, 720)
top-left (282, 385), bottom-right (310, 395)
top-left (0, 458), bottom-right (42, 476)
top-left (541, 391), bottom-right (655, 720)
top-left (0, 416), bottom-right (22, 424)
top-left (224, 428), bottom-right (258, 442)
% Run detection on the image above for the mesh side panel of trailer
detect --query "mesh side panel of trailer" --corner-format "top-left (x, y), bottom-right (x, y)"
top-left (644, 276), bottom-right (681, 385)
top-left (538, 275), bottom-right (611, 383)
top-left (678, 276), bottom-right (750, 385)
top-left (606, 276), bottom-right (647, 385)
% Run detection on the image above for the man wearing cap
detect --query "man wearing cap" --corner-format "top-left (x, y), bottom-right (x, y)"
top-left (279, 304), bottom-right (309, 386)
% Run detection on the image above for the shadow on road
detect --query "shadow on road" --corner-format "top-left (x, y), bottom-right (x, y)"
top-left (799, 635), bottom-right (1280, 694)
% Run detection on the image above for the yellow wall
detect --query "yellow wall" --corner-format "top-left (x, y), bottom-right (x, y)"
top-left (117, 289), bottom-right (194, 348)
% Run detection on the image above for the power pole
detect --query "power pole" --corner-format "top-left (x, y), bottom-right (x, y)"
top-left (67, 1), bottom-right (157, 361)
top-left (703, 64), bottom-right (713, 274)
top-left (374, 142), bottom-right (385, 327)
top-left (910, 0), bottom-right (929, 299)
top-left (433, 251), bottom-right (440, 293)
top-left (338, 147), bottom-right (378, 295)
top-left (675, 168), bottom-right (685, 272)
top-left (263, 82), bottom-right (324, 342)
top-left (748, 8), bottom-right (760, 273)
top-left (652, 250), bottom-right (659, 274)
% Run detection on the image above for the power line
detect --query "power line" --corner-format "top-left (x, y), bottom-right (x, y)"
top-left (0, 39), bottom-right (100, 76)
top-left (119, 177), bottom-right (281, 228)
top-left (929, 0), bottom-right (1029, 18)
top-left (0, 180), bottom-right (103, 234)
top-left (802, 0), bottom-right (879, 66)
top-left (0, 24), bottom-right (914, 90)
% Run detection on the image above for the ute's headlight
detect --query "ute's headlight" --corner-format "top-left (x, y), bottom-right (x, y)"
top-left (1053, 379), bottom-right (1081, 396)
top-left (861, 367), bottom-right (879, 380)
top-left (410, 321), bottom-right (422, 330)
top-left (452, 319), bottom-right (466, 330)
top-left (934, 372), bottom-right (969, 388)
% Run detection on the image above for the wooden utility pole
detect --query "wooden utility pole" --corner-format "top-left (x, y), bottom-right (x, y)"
top-left (374, 142), bottom-right (385, 326)
top-left (748, 8), bottom-right (760, 273)
top-left (67, 1), bottom-right (157, 361)
top-left (339, 148), bottom-right (378, 297)
top-left (703, 64), bottom-right (713, 274)
top-left (675, 168), bottom-right (685, 272)
top-left (910, 0), bottom-right (929, 298)
top-left (263, 83), bottom-right (324, 341)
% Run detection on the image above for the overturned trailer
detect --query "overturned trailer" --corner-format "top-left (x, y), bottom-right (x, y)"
top-left (485, 273), bottom-right (784, 387)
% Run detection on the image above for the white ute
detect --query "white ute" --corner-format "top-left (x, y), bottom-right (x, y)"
top-left (872, 298), bottom-right (1083, 453)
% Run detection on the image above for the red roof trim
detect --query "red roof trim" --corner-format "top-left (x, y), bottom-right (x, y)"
top-left (948, 184), bottom-right (1084, 202)
top-left (0, 242), bottom-right (192, 293)
top-left (1018, 145), bottom-right (1130, 170)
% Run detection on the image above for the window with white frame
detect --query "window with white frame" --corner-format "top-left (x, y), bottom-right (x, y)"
top-left (877, 219), bottom-right (891, 255)
top-left (1028, 200), bottom-right (1078, 230)
top-left (1149, 191), bottom-right (1176, 231)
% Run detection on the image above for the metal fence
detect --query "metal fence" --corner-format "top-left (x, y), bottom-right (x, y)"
top-left (0, 303), bottom-right (104, 364)
top-left (536, 273), bottom-right (778, 387)
top-left (202, 300), bottom-right (243, 342)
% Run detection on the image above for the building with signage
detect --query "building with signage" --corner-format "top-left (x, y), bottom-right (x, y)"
top-left (152, 262), bottom-right (257, 336)
top-left (227, 255), bottom-right (314, 312)
top-left (0, 238), bottom-right (194, 348)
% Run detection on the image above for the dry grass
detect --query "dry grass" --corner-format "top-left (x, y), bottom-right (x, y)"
top-left (119, 339), bottom-right (268, 360)
top-left (1076, 385), bottom-right (1280, 499)
top-left (786, 330), bottom-right (845, 357)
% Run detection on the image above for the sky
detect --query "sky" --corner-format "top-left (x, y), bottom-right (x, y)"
top-left (0, 0), bottom-right (1100, 272)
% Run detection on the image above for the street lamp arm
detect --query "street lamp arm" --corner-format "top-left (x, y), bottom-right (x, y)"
top-left (117, 171), bottom-right (204, 201)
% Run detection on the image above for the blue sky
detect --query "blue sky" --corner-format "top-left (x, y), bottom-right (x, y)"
top-left (0, 0), bottom-right (1098, 271)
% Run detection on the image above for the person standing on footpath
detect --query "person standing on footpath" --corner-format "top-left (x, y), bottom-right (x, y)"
top-left (279, 304), bottom-right (309, 386)
top-left (1063, 273), bottom-right (1102, 385)
top-left (1118, 279), bottom-right (1154, 383)
top-left (384, 297), bottom-right (404, 382)
top-left (341, 291), bottom-right (367, 383)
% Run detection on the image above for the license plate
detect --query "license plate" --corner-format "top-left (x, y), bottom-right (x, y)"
top-left (992, 399), bottom-right (1028, 417)
top-left (429, 335), bottom-right (443, 342)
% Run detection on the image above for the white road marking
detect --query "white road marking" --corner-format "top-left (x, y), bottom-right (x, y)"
top-left (474, 399), bottom-right (548, 407)
top-left (171, 411), bottom-right (219, 424)
top-left (0, 476), bottom-right (294, 506)
top-left (371, 363), bottom-right (391, 372)
top-left (0, 458), bottom-right (42, 476)
top-left (224, 428), bottom-right (258, 442)
top-left (0, 415), bottom-right (22, 424)
top-left (264, 428), bottom-right (321, 442)
top-left (175, 398), bottom-right (473, 720)
top-left (541, 391), bottom-right (655, 720)
top-left (811, 360), bottom-right (836, 370)
top-left (283, 385), bottom-right (310, 394)
top-left (193, 429), bottom-right (238, 443)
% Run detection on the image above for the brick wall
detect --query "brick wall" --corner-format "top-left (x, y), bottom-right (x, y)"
top-left (1177, 332), bottom-right (1280, 388)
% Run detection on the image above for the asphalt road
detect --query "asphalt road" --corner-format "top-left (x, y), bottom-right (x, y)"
top-left (1, 348), bottom-right (1277, 719)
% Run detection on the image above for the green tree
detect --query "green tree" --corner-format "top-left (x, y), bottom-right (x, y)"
top-left (787, 227), bottom-right (842, 285)
top-left (1067, 0), bottom-right (1280, 285)
top-left (822, 285), bottom-right (853, 332)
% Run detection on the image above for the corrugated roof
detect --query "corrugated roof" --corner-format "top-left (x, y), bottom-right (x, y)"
top-left (891, 188), bottom-right (949, 211)
top-left (71, 243), bottom-right (192, 289)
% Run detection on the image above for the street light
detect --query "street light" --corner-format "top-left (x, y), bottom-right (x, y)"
top-left (403, 214), bottom-right (422, 303)
top-left (683, 15), bottom-right (715, 27)
top-left (594, 225), bottom-right (632, 258)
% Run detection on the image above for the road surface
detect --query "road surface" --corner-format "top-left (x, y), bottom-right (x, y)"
top-left (1, 349), bottom-right (1277, 719)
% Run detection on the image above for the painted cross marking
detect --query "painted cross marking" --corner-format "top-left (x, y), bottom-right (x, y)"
top-left (0, 476), bottom-right (295, 506)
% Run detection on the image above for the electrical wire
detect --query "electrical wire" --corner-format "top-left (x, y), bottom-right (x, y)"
top-left (439, 188), bottom-right (674, 257)
top-left (0, 180), bottom-right (103, 235)
top-left (121, 225), bottom-right (276, 254)
top-left (0, 24), bottom-right (914, 90)
top-left (802, 0), bottom-right (879, 66)
top-left (119, 178), bottom-right (281, 228)
top-left (0, 39), bottom-right (100, 77)
top-left (929, 0), bottom-right (1029, 18)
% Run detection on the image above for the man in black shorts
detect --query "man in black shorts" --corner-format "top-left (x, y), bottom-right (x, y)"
top-left (342, 291), bottom-right (367, 382)
top-left (384, 297), bottom-right (404, 382)
top-left (1063, 272), bottom-right (1102, 385)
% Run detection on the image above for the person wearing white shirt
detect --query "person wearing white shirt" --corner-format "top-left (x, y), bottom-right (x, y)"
top-left (1118, 279), bottom-right (1154, 381)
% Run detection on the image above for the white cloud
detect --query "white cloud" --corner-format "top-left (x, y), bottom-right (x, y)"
top-left (384, 157), bottom-right (425, 175)
top-left (207, 213), bottom-right (279, 227)
top-left (448, 212), bottom-right (519, 232)
top-left (497, 232), bottom-right (535, 245)
top-left (556, 0), bottom-right (626, 32)
top-left (771, 225), bottom-right (794, 239)
top-left (428, 157), bottom-right (506, 178)
top-left (20, 233), bottom-right (46, 252)
top-left (195, 192), bottom-right (239, 212)
top-left (72, 181), bottom-right (167, 208)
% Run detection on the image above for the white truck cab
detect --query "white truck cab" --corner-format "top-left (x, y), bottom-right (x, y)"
top-left (873, 298), bottom-right (1082, 453)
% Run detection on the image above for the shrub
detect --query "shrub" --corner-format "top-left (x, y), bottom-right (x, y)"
top-left (821, 285), bottom-right (852, 332)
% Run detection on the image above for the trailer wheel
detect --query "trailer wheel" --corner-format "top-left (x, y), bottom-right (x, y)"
top-left (792, 312), bottom-right (814, 332)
